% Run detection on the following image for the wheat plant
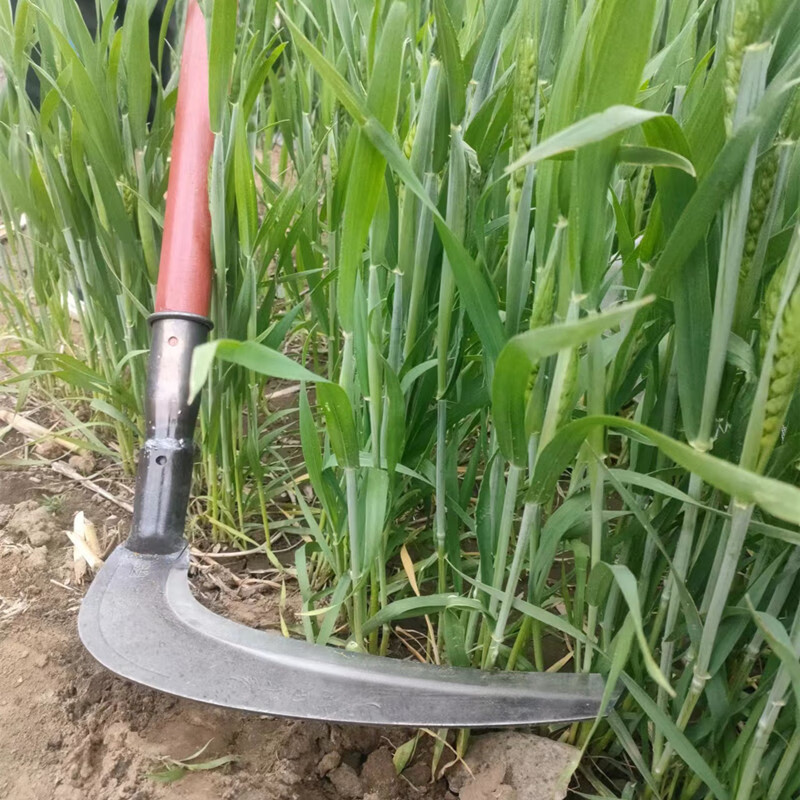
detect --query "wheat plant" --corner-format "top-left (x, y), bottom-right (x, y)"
top-left (3, 0), bottom-right (800, 797)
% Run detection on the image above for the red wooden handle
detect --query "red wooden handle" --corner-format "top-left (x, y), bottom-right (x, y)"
top-left (155, 0), bottom-right (214, 317)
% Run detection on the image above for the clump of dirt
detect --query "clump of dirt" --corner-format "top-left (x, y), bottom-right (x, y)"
top-left (0, 470), bottom-right (459, 800)
top-left (3, 499), bottom-right (60, 547)
top-left (67, 451), bottom-right (96, 476)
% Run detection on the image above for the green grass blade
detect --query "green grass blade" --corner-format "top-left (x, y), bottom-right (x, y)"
top-left (433, 0), bottom-right (466, 123)
top-left (621, 674), bottom-right (730, 800)
top-left (362, 117), bottom-right (507, 363)
top-left (590, 563), bottom-right (674, 696)
top-left (190, 339), bottom-right (326, 402)
top-left (532, 415), bottom-right (800, 526)
top-left (493, 298), bottom-right (654, 466)
top-left (317, 381), bottom-right (360, 469)
top-left (619, 145), bottom-right (696, 176)
top-left (120, 0), bottom-right (152, 147)
top-left (208, 0), bottom-right (237, 133)
top-left (363, 594), bottom-right (485, 636)
top-left (507, 106), bottom-right (666, 172)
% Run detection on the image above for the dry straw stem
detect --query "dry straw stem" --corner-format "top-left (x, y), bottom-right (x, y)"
top-left (0, 407), bottom-right (81, 453)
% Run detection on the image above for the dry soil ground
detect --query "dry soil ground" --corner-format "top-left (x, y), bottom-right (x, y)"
top-left (0, 460), bottom-right (463, 800)
top-left (0, 453), bottom-right (580, 800)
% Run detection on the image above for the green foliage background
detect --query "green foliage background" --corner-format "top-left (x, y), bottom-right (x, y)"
top-left (2, 0), bottom-right (800, 796)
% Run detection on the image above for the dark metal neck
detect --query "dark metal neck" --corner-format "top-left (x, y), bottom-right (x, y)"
top-left (125, 314), bottom-right (211, 555)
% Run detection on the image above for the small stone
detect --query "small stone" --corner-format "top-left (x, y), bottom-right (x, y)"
top-left (25, 546), bottom-right (48, 569)
top-left (327, 763), bottom-right (363, 799)
top-left (33, 652), bottom-right (49, 668)
top-left (317, 750), bottom-right (342, 777)
top-left (68, 451), bottom-right (96, 476)
top-left (447, 731), bottom-right (580, 800)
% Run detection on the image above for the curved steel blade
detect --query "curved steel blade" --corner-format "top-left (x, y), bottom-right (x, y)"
top-left (79, 546), bottom-right (607, 727)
